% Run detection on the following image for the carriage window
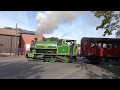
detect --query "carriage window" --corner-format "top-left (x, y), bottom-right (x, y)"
top-left (90, 43), bottom-right (95, 47)
top-left (98, 43), bottom-right (101, 48)
top-left (118, 44), bottom-right (120, 48)
top-left (108, 44), bottom-right (112, 48)
top-left (66, 42), bottom-right (71, 46)
top-left (114, 44), bottom-right (118, 48)
top-left (117, 44), bottom-right (119, 48)
top-left (103, 43), bottom-right (107, 48)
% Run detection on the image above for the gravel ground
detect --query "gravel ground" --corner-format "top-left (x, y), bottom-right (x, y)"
top-left (0, 56), bottom-right (120, 79)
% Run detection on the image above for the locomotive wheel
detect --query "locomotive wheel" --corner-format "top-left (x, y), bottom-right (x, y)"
top-left (62, 57), bottom-right (69, 63)
top-left (49, 57), bottom-right (56, 63)
top-left (45, 58), bottom-right (49, 62)
top-left (38, 59), bottom-right (44, 62)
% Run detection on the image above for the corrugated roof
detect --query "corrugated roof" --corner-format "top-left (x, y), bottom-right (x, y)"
top-left (0, 28), bottom-right (20, 36)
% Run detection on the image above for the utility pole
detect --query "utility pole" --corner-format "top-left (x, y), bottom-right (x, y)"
top-left (16, 23), bottom-right (18, 56)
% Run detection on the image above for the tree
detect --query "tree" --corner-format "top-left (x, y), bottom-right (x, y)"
top-left (4, 27), bottom-right (24, 31)
top-left (43, 37), bottom-right (46, 41)
top-left (43, 37), bottom-right (63, 45)
top-left (116, 30), bottom-right (120, 38)
top-left (57, 39), bottom-right (63, 46)
top-left (44, 37), bottom-right (60, 42)
top-left (4, 27), bottom-right (13, 29)
top-left (93, 11), bottom-right (120, 37)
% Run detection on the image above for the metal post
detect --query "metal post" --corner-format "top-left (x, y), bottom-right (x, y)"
top-left (10, 36), bottom-right (12, 55)
top-left (16, 23), bottom-right (18, 56)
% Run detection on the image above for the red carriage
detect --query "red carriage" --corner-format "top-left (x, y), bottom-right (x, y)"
top-left (80, 37), bottom-right (120, 63)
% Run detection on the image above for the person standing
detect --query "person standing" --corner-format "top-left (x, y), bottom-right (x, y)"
top-left (76, 44), bottom-right (81, 58)
top-left (75, 44), bottom-right (81, 62)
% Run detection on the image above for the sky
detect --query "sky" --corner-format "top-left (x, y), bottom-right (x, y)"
top-left (0, 11), bottom-right (116, 43)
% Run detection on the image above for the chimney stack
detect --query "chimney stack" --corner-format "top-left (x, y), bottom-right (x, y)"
top-left (34, 38), bottom-right (38, 43)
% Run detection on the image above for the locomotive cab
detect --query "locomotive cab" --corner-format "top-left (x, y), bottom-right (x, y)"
top-left (65, 40), bottom-right (76, 54)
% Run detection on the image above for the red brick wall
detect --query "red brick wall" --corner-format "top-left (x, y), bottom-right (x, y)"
top-left (20, 34), bottom-right (43, 55)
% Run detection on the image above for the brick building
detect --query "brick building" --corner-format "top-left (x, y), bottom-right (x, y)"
top-left (19, 30), bottom-right (43, 55)
top-left (0, 28), bottom-right (43, 56)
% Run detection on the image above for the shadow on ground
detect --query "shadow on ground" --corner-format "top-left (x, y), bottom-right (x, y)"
top-left (0, 61), bottom-right (44, 79)
top-left (74, 58), bottom-right (120, 79)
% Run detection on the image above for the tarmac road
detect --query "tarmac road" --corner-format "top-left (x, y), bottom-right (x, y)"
top-left (0, 56), bottom-right (120, 79)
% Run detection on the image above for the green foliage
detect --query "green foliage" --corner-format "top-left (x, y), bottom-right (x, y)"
top-left (93, 11), bottom-right (120, 37)
top-left (43, 37), bottom-right (60, 42)
top-left (4, 27), bottom-right (13, 29)
top-left (57, 39), bottom-right (63, 46)
top-left (4, 27), bottom-right (24, 31)
top-left (43, 37), bottom-right (46, 41)
top-left (43, 37), bottom-right (63, 45)
top-left (116, 30), bottom-right (120, 38)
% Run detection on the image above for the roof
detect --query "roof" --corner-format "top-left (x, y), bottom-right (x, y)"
top-left (0, 28), bottom-right (37, 36)
top-left (0, 28), bottom-right (20, 36)
top-left (19, 30), bottom-right (35, 35)
top-left (81, 37), bottom-right (120, 42)
top-left (63, 39), bottom-right (77, 41)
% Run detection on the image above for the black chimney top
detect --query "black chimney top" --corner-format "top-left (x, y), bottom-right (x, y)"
top-left (34, 38), bottom-right (38, 43)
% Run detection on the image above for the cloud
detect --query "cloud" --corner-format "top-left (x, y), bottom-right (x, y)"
top-left (44, 11), bottom-right (116, 43)
top-left (0, 11), bottom-right (116, 44)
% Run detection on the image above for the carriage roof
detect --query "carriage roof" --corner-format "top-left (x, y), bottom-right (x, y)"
top-left (81, 37), bottom-right (120, 42)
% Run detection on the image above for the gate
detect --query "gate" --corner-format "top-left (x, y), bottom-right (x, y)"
top-left (0, 35), bottom-right (20, 56)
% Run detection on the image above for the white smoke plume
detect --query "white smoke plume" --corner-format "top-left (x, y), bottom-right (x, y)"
top-left (62, 32), bottom-right (70, 39)
top-left (36, 11), bottom-right (81, 36)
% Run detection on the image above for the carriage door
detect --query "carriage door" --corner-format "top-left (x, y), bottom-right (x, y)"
top-left (83, 40), bottom-right (90, 56)
top-left (88, 40), bottom-right (96, 56)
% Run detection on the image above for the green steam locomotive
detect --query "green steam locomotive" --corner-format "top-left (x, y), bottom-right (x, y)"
top-left (26, 38), bottom-right (78, 63)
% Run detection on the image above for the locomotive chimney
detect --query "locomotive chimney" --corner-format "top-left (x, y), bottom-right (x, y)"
top-left (34, 38), bottom-right (38, 43)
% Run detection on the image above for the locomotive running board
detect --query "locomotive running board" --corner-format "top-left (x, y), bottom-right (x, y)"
top-left (56, 56), bottom-right (67, 60)
top-left (56, 56), bottom-right (74, 59)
